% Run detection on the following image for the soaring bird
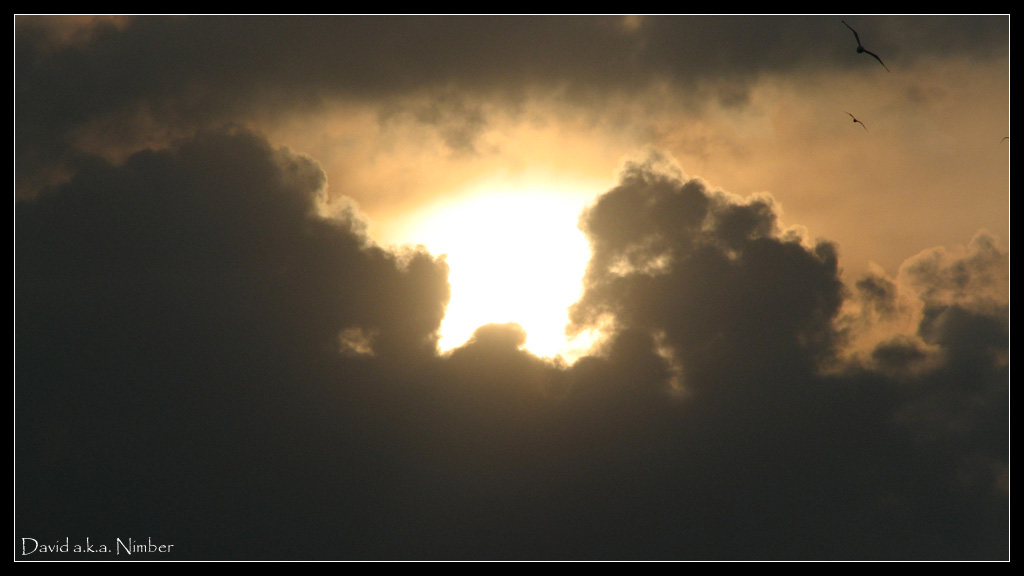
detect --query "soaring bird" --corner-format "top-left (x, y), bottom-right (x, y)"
top-left (846, 111), bottom-right (868, 131)
top-left (843, 20), bottom-right (890, 72)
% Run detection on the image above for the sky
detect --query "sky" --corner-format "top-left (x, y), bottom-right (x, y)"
top-left (15, 15), bottom-right (1008, 560)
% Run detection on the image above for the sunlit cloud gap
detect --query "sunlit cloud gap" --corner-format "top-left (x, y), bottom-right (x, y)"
top-left (406, 188), bottom-right (595, 360)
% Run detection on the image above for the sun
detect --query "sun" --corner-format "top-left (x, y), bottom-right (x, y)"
top-left (404, 186), bottom-right (597, 360)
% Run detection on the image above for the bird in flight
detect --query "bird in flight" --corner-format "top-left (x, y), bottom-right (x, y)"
top-left (843, 20), bottom-right (890, 72)
top-left (846, 111), bottom-right (868, 131)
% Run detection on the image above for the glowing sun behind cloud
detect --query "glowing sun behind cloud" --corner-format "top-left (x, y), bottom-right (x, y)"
top-left (406, 186), bottom-right (595, 360)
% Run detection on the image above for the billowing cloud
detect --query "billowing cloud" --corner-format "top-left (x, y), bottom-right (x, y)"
top-left (564, 154), bottom-right (1007, 559)
top-left (570, 150), bottom-right (845, 400)
top-left (17, 128), bottom-right (449, 359)
top-left (17, 133), bottom-right (1006, 559)
top-left (16, 129), bottom-right (454, 557)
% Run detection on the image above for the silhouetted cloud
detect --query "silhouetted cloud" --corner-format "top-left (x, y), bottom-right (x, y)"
top-left (18, 134), bottom-right (1006, 559)
top-left (16, 128), bottom-right (452, 557)
top-left (570, 151), bottom-right (845, 400)
top-left (560, 151), bottom-right (1008, 559)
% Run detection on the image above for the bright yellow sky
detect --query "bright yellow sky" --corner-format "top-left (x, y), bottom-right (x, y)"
top-left (401, 186), bottom-right (594, 359)
top-left (273, 55), bottom-right (1007, 358)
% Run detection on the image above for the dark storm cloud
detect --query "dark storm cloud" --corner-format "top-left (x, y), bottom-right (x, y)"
top-left (16, 132), bottom-right (1006, 559)
top-left (16, 128), bottom-right (454, 557)
top-left (876, 237), bottom-right (1007, 483)
top-left (561, 151), bottom-right (1007, 559)
top-left (15, 15), bottom-right (1008, 192)
top-left (570, 151), bottom-right (845, 395)
top-left (17, 128), bottom-right (449, 359)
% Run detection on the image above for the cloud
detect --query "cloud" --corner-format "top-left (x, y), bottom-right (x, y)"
top-left (16, 128), bottom-right (453, 556)
top-left (18, 129), bottom-right (449, 357)
top-left (869, 236), bottom-right (1008, 496)
top-left (561, 150), bottom-right (1008, 559)
top-left (16, 15), bottom-right (1008, 195)
top-left (16, 132), bottom-right (1006, 558)
top-left (900, 231), bottom-right (1008, 313)
top-left (840, 231), bottom-right (1008, 372)
top-left (571, 150), bottom-right (845, 400)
